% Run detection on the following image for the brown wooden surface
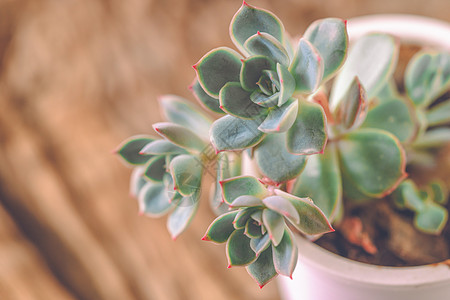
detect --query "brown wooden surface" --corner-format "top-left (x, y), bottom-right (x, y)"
top-left (0, 0), bottom-right (448, 299)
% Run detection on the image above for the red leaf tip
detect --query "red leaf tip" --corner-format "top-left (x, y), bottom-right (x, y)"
top-left (240, 58), bottom-right (245, 63)
top-left (257, 31), bottom-right (261, 35)
top-left (201, 235), bottom-right (209, 241)
top-left (289, 275), bottom-right (293, 280)
top-left (227, 264), bottom-right (232, 269)
top-left (172, 235), bottom-right (177, 241)
top-left (192, 64), bottom-right (198, 70)
top-left (242, 0), bottom-right (250, 7)
top-left (344, 19), bottom-right (348, 26)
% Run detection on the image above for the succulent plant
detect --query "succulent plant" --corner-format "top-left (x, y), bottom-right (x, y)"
top-left (115, 1), bottom-right (450, 288)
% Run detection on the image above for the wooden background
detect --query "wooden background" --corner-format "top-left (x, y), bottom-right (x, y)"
top-left (0, 0), bottom-right (448, 299)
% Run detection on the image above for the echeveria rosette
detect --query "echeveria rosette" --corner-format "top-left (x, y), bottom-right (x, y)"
top-left (192, 1), bottom-right (348, 158)
top-left (116, 95), bottom-right (221, 239)
top-left (292, 34), bottom-right (407, 222)
top-left (391, 179), bottom-right (448, 234)
top-left (202, 176), bottom-right (333, 287)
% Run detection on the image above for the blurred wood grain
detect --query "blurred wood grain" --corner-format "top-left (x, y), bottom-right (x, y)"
top-left (0, 0), bottom-right (448, 299)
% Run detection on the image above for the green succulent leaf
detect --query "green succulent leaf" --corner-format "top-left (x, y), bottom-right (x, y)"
top-left (274, 189), bottom-right (334, 235)
top-left (250, 91), bottom-right (279, 107)
top-left (251, 210), bottom-right (263, 224)
top-left (262, 209), bottom-right (285, 247)
top-left (397, 180), bottom-right (425, 211)
top-left (116, 135), bottom-right (156, 166)
top-left (219, 82), bottom-right (269, 119)
top-left (289, 38), bottom-right (324, 93)
top-left (240, 56), bottom-right (276, 91)
top-left (129, 167), bottom-right (148, 198)
top-left (230, 2), bottom-right (285, 56)
top-left (287, 99), bottom-right (327, 155)
top-left (414, 202), bottom-right (448, 235)
top-left (330, 33), bottom-right (399, 108)
top-left (334, 76), bottom-right (368, 130)
top-left (153, 122), bottom-right (207, 153)
top-left (426, 99), bottom-right (450, 126)
top-left (194, 47), bottom-right (243, 98)
top-left (245, 219), bottom-right (263, 238)
top-left (244, 32), bottom-right (290, 67)
top-left (220, 176), bottom-right (269, 205)
top-left (361, 97), bottom-right (418, 143)
top-left (405, 51), bottom-right (450, 107)
top-left (254, 133), bottom-right (307, 183)
top-left (258, 98), bottom-right (298, 133)
top-left (210, 115), bottom-right (265, 152)
top-left (276, 63), bottom-right (296, 106)
top-left (167, 193), bottom-right (200, 239)
top-left (376, 78), bottom-right (401, 102)
top-left (230, 195), bottom-right (264, 208)
top-left (138, 182), bottom-right (172, 217)
top-left (140, 139), bottom-right (188, 155)
top-left (250, 233), bottom-right (271, 255)
top-left (234, 207), bottom-right (259, 229)
top-left (272, 227), bottom-right (298, 278)
top-left (413, 127), bottom-right (450, 149)
top-left (430, 180), bottom-right (448, 205)
top-left (263, 196), bottom-right (300, 224)
top-left (226, 229), bottom-right (257, 267)
top-left (292, 143), bottom-right (342, 220)
top-left (246, 247), bottom-right (277, 288)
top-left (169, 154), bottom-right (203, 197)
top-left (304, 18), bottom-right (348, 81)
top-left (159, 95), bottom-right (213, 140)
top-left (190, 79), bottom-right (224, 114)
top-left (143, 155), bottom-right (167, 182)
top-left (337, 128), bottom-right (406, 198)
top-left (203, 210), bottom-right (239, 243)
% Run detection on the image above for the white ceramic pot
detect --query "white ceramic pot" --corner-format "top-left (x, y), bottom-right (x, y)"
top-left (277, 15), bottom-right (450, 300)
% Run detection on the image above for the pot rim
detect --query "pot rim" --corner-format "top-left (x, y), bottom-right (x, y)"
top-left (295, 14), bottom-right (450, 287)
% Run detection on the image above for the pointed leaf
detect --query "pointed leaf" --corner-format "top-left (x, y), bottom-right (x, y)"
top-left (116, 135), bottom-right (156, 166)
top-left (414, 202), bottom-right (448, 235)
top-left (292, 143), bottom-right (342, 220)
top-left (334, 77), bottom-right (368, 130)
top-left (153, 122), bottom-right (207, 152)
top-left (262, 209), bottom-right (285, 246)
top-left (194, 47), bottom-right (243, 98)
top-left (210, 115), bottom-right (265, 152)
top-left (140, 139), bottom-right (187, 155)
top-left (219, 82), bottom-right (269, 119)
top-left (258, 98), bottom-right (298, 133)
top-left (169, 154), bottom-right (203, 196)
top-left (167, 193), bottom-right (200, 239)
top-left (304, 18), bottom-right (348, 81)
top-left (230, 195), bottom-right (264, 208)
top-left (240, 56), bottom-right (276, 91)
top-left (272, 227), bottom-right (298, 278)
top-left (246, 247), bottom-right (277, 288)
top-left (361, 97), bottom-right (418, 143)
top-left (330, 33), bottom-right (399, 108)
top-left (226, 229), bottom-right (257, 266)
top-left (230, 2), bottom-right (285, 55)
top-left (426, 99), bottom-right (450, 126)
top-left (337, 128), bottom-right (406, 198)
top-left (250, 233), bottom-right (271, 255)
top-left (254, 133), bottom-right (307, 183)
top-left (203, 210), bottom-right (239, 243)
top-left (143, 155), bottom-right (167, 182)
top-left (413, 127), bottom-right (450, 149)
top-left (129, 167), bottom-right (148, 198)
top-left (287, 99), bottom-right (327, 155)
top-left (277, 63), bottom-right (295, 106)
top-left (263, 196), bottom-right (300, 224)
top-left (221, 176), bottom-right (269, 205)
top-left (274, 189), bottom-right (334, 235)
top-left (138, 182), bottom-right (172, 217)
top-left (234, 207), bottom-right (259, 229)
top-left (289, 38), bottom-right (324, 93)
top-left (245, 219), bottom-right (263, 238)
top-left (190, 79), bottom-right (224, 114)
top-left (244, 32), bottom-right (289, 66)
top-left (405, 51), bottom-right (450, 107)
top-left (159, 95), bottom-right (213, 140)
